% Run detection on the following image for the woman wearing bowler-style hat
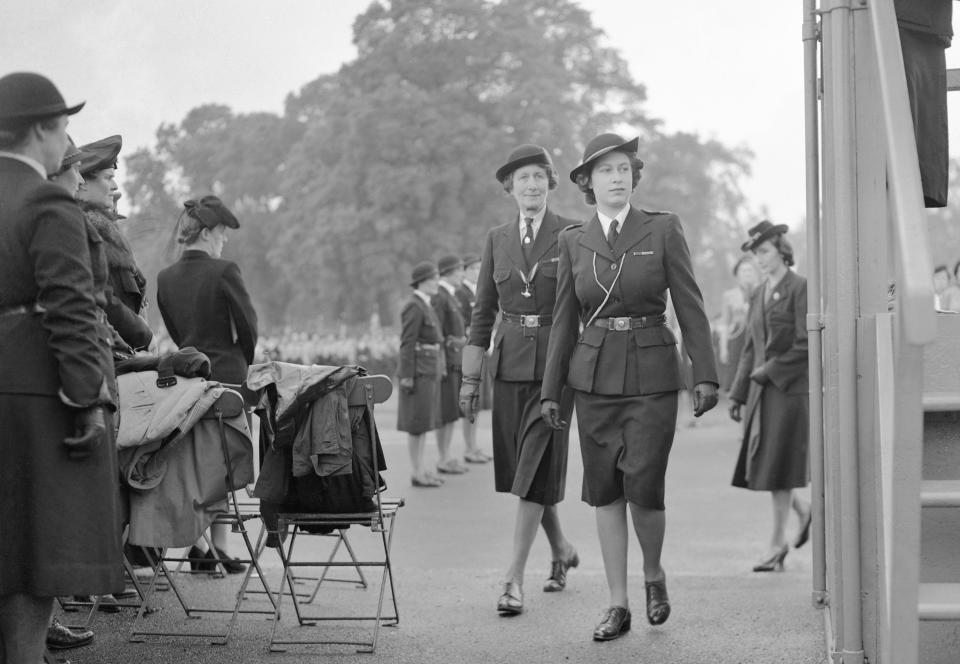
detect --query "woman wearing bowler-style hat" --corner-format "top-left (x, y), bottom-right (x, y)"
top-left (397, 262), bottom-right (445, 487)
top-left (541, 133), bottom-right (719, 641)
top-left (459, 144), bottom-right (580, 616)
top-left (728, 221), bottom-right (810, 573)
top-left (157, 195), bottom-right (258, 573)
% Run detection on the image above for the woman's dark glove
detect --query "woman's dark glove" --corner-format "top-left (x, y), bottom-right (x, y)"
top-left (728, 400), bottom-right (743, 423)
top-left (693, 382), bottom-right (719, 417)
top-left (541, 399), bottom-right (567, 430)
top-left (63, 406), bottom-right (107, 460)
top-left (399, 377), bottom-right (415, 394)
top-left (459, 378), bottom-right (480, 423)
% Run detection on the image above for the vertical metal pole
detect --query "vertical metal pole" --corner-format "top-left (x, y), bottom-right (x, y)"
top-left (803, 0), bottom-right (828, 608)
top-left (824, 1), bottom-right (865, 661)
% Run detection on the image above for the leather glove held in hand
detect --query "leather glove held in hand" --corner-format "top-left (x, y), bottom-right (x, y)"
top-left (63, 406), bottom-right (106, 460)
top-left (458, 380), bottom-right (480, 423)
top-left (541, 399), bottom-right (566, 430)
top-left (692, 382), bottom-right (719, 417)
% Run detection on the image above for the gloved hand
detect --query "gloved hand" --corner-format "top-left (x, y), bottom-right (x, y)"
top-left (750, 366), bottom-right (770, 386)
top-left (399, 377), bottom-right (415, 394)
top-left (541, 400), bottom-right (567, 430)
top-left (729, 399), bottom-right (743, 423)
top-left (692, 382), bottom-right (719, 417)
top-left (63, 406), bottom-right (107, 460)
top-left (459, 378), bottom-right (480, 423)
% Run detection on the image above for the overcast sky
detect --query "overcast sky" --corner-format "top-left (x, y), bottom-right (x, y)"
top-left (3, 1), bottom-right (959, 227)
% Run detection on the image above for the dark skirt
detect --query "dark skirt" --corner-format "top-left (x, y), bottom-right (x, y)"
top-left (438, 368), bottom-right (462, 425)
top-left (0, 394), bottom-right (124, 596)
top-left (732, 386), bottom-right (809, 491)
top-left (492, 380), bottom-right (573, 505)
top-left (720, 330), bottom-right (747, 393)
top-left (397, 374), bottom-right (440, 435)
top-left (575, 390), bottom-right (678, 510)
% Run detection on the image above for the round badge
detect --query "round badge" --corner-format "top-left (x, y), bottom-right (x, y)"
top-left (773, 292), bottom-right (780, 301)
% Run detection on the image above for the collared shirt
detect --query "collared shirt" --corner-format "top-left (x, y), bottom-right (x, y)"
top-left (518, 206), bottom-right (546, 244)
top-left (414, 290), bottom-right (432, 306)
top-left (439, 280), bottom-right (456, 296)
top-left (597, 203), bottom-right (631, 239)
top-left (0, 151), bottom-right (46, 178)
top-left (462, 279), bottom-right (476, 296)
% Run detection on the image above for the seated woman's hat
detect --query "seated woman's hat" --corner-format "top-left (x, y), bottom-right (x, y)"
top-left (410, 261), bottom-right (438, 288)
top-left (183, 195), bottom-right (240, 230)
top-left (569, 133), bottom-right (640, 183)
top-left (741, 220), bottom-right (789, 252)
top-left (495, 144), bottom-right (553, 182)
top-left (0, 72), bottom-right (84, 125)
top-left (61, 135), bottom-right (91, 169)
top-left (78, 135), bottom-right (122, 176)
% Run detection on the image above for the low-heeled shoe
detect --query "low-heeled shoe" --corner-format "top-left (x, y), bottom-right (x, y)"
top-left (188, 546), bottom-right (216, 572)
top-left (543, 550), bottom-right (580, 592)
top-left (212, 547), bottom-right (247, 574)
top-left (645, 579), bottom-right (671, 625)
top-left (497, 581), bottom-right (523, 615)
top-left (593, 606), bottom-right (631, 641)
top-left (47, 618), bottom-right (94, 650)
top-left (436, 460), bottom-right (468, 474)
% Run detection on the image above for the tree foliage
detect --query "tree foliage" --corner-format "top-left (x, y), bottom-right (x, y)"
top-left (126, 0), bottom-right (758, 331)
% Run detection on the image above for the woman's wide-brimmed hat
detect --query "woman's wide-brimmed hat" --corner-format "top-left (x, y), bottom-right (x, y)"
top-left (569, 133), bottom-right (640, 183)
top-left (410, 261), bottom-right (439, 288)
top-left (0, 72), bottom-right (84, 125)
top-left (495, 144), bottom-right (553, 182)
top-left (741, 220), bottom-right (789, 252)
top-left (183, 195), bottom-right (240, 230)
top-left (78, 135), bottom-right (122, 176)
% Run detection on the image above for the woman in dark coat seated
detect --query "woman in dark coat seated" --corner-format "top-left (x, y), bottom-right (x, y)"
top-left (157, 195), bottom-right (259, 573)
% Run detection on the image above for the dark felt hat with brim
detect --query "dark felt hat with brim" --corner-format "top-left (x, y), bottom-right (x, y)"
top-left (79, 135), bottom-right (122, 175)
top-left (741, 220), bottom-right (789, 252)
top-left (462, 253), bottom-right (481, 268)
top-left (410, 261), bottom-right (439, 288)
top-left (495, 144), bottom-right (554, 182)
top-left (569, 133), bottom-right (641, 183)
top-left (59, 134), bottom-right (91, 170)
top-left (437, 254), bottom-right (463, 275)
top-left (183, 195), bottom-right (239, 230)
top-left (0, 72), bottom-right (84, 125)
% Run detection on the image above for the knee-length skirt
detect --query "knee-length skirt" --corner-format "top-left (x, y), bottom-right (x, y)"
top-left (732, 385), bottom-right (809, 491)
top-left (575, 390), bottom-right (679, 510)
top-left (492, 380), bottom-right (573, 505)
top-left (397, 374), bottom-right (440, 435)
top-left (438, 368), bottom-right (462, 425)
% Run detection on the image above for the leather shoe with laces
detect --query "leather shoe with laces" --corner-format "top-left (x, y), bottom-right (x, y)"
top-left (645, 578), bottom-right (671, 625)
top-left (46, 617), bottom-right (94, 650)
top-left (543, 550), bottom-right (579, 592)
top-left (496, 581), bottom-right (523, 615)
top-left (593, 606), bottom-right (631, 641)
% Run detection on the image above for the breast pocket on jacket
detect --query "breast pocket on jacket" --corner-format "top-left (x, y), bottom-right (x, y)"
top-left (539, 259), bottom-right (558, 280)
top-left (766, 311), bottom-right (796, 354)
top-left (567, 326), bottom-right (604, 392)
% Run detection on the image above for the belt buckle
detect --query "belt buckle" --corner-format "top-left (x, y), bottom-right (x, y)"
top-left (611, 317), bottom-right (630, 331)
top-left (522, 315), bottom-right (539, 328)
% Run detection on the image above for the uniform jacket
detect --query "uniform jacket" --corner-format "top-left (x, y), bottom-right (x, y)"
top-left (468, 208), bottom-right (577, 382)
top-left (0, 157), bottom-right (114, 405)
top-left (397, 294), bottom-right (443, 380)
top-left (157, 250), bottom-right (259, 385)
top-left (542, 207), bottom-right (718, 399)
top-left (455, 282), bottom-right (474, 330)
top-left (729, 269), bottom-right (809, 406)
top-left (433, 284), bottom-right (466, 371)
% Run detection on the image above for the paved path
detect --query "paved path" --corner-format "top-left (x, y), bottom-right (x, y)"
top-left (58, 397), bottom-right (825, 664)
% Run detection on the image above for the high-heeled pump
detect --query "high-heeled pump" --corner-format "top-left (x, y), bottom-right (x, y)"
top-left (752, 544), bottom-right (789, 572)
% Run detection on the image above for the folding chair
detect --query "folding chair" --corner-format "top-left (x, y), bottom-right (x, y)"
top-left (267, 374), bottom-right (404, 654)
top-left (128, 387), bottom-right (278, 646)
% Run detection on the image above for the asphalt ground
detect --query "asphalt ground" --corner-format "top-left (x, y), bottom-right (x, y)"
top-left (53, 396), bottom-right (826, 664)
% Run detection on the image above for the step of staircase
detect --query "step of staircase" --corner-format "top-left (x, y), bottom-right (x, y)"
top-left (919, 583), bottom-right (960, 620)
top-left (921, 480), bottom-right (960, 508)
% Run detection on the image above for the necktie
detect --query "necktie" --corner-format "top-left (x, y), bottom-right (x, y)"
top-left (522, 217), bottom-right (534, 263)
top-left (607, 219), bottom-right (619, 248)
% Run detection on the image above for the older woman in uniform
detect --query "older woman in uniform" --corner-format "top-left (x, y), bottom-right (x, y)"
top-left (398, 262), bottom-right (445, 487)
top-left (459, 144), bottom-right (579, 616)
top-left (157, 195), bottom-right (258, 573)
top-left (541, 133), bottom-right (718, 641)
top-left (0, 72), bottom-right (122, 664)
top-left (728, 221), bottom-right (810, 572)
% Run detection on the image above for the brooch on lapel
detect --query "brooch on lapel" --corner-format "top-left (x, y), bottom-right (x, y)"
top-left (772, 292), bottom-right (781, 301)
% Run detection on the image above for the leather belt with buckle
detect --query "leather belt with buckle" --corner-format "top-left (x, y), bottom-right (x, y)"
top-left (502, 312), bottom-right (552, 328)
top-left (593, 315), bottom-right (666, 330)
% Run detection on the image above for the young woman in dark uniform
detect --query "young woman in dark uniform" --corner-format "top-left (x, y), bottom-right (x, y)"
top-left (459, 144), bottom-right (580, 616)
top-left (541, 133), bottom-right (718, 641)
top-left (157, 195), bottom-right (258, 572)
top-left (728, 221), bottom-right (811, 572)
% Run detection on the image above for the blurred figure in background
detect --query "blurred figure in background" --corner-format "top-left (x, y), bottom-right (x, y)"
top-left (434, 255), bottom-right (470, 475)
top-left (0, 71), bottom-right (123, 664)
top-left (728, 221), bottom-right (811, 573)
top-left (457, 253), bottom-right (492, 463)
top-left (933, 263), bottom-right (960, 312)
top-left (718, 255), bottom-right (760, 392)
top-left (398, 262), bottom-right (444, 487)
top-left (157, 195), bottom-right (258, 573)
top-left (460, 144), bottom-right (580, 617)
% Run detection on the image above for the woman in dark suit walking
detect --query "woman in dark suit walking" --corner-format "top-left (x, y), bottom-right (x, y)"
top-left (541, 133), bottom-right (718, 641)
top-left (459, 144), bottom-right (579, 616)
top-left (728, 221), bottom-right (811, 572)
top-left (157, 195), bottom-right (258, 571)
